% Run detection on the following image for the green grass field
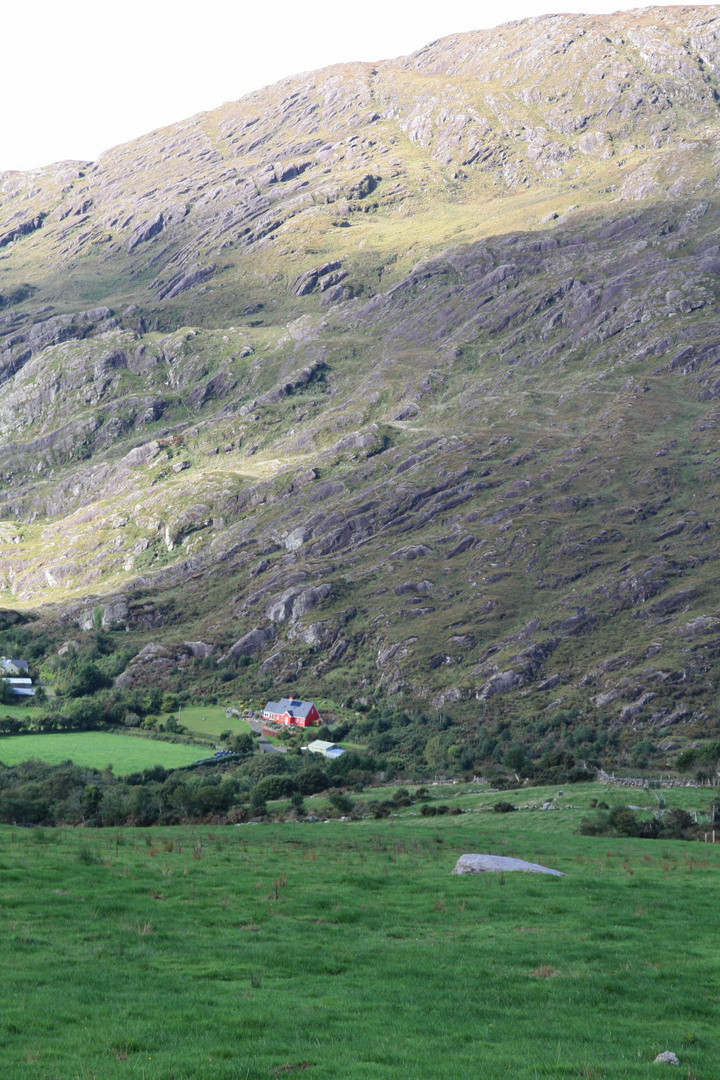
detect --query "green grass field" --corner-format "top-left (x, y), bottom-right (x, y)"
top-left (0, 783), bottom-right (718, 1079)
top-left (0, 703), bottom-right (42, 721)
top-left (0, 732), bottom-right (203, 772)
top-left (179, 705), bottom-right (252, 738)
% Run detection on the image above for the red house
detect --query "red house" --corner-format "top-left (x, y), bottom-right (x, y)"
top-left (262, 697), bottom-right (320, 727)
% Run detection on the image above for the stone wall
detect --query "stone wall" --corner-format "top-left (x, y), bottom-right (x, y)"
top-left (596, 769), bottom-right (714, 790)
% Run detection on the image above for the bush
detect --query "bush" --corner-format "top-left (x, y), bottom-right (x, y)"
top-left (244, 754), bottom-right (289, 781)
top-left (231, 732), bottom-right (255, 755)
top-left (420, 804), bottom-right (437, 816)
top-left (580, 813), bottom-right (611, 836)
top-left (295, 765), bottom-right (330, 795)
top-left (609, 806), bottom-right (639, 837)
top-left (251, 774), bottom-right (298, 802)
top-left (503, 746), bottom-right (532, 776)
top-left (0, 680), bottom-right (16, 705)
top-left (64, 663), bottom-right (110, 698)
top-left (59, 695), bottom-right (104, 729)
top-left (493, 801), bottom-right (517, 813)
top-left (664, 808), bottom-right (693, 836)
top-left (329, 792), bottom-right (353, 814)
top-left (675, 748), bottom-right (697, 772)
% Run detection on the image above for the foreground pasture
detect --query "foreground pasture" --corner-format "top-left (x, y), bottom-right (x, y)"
top-left (0, 807), bottom-right (717, 1079)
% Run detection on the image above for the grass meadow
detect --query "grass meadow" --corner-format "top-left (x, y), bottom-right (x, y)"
top-left (0, 732), bottom-right (203, 772)
top-left (179, 706), bottom-right (252, 739)
top-left (0, 703), bottom-right (41, 721)
top-left (0, 783), bottom-right (718, 1079)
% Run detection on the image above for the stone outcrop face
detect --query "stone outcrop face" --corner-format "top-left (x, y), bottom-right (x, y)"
top-left (228, 626), bottom-right (276, 658)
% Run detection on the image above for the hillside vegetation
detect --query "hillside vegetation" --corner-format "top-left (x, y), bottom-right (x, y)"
top-left (3, 7), bottom-right (720, 771)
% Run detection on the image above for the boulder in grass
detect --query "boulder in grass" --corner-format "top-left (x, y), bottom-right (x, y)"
top-left (654, 1051), bottom-right (679, 1065)
top-left (451, 854), bottom-right (565, 877)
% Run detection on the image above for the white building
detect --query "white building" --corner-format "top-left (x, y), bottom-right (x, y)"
top-left (1, 657), bottom-right (35, 696)
top-left (304, 740), bottom-right (345, 759)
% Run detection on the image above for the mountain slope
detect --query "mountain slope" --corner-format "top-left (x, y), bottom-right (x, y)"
top-left (2, 6), bottom-right (720, 769)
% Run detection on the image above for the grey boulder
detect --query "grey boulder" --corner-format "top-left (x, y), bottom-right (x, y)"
top-left (451, 854), bottom-right (564, 876)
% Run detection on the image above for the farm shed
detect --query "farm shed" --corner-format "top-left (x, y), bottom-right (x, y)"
top-left (2, 678), bottom-right (35, 697)
top-left (304, 740), bottom-right (344, 759)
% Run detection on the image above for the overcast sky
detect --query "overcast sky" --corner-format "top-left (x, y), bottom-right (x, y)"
top-left (2, 0), bottom-right (708, 172)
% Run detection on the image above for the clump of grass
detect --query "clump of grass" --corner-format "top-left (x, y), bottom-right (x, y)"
top-left (76, 844), bottom-right (99, 865)
top-left (250, 970), bottom-right (263, 989)
top-left (530, 965), bottom-right (560, 978)
top-left (270, 1064), bottom-right (315, 1077)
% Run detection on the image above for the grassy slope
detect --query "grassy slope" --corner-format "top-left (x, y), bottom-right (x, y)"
top-left (0, 731), bottom-right (202, 771)
top-left (0, 784), bottom-right (718, 1078)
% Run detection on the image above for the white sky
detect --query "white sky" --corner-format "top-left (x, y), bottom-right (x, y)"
top-left (2, 0), bottom-right (708, 172)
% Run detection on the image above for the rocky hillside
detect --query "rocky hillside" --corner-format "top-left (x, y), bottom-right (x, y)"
top-left (3, 6), bottom-right (720, 766)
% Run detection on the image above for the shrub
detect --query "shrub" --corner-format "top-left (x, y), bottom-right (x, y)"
top-left (251, 775), bottom-right (297, 802)
top-left (609, 806), bottom-right (639, 837)
top-left (59, 695), bottom-right (104, 729)
top-left (231, 732), bottom-right (255, 755)
top-left (295, 765), bottom-right (330, 795)
top-left (244, 754), bottom-right (289, 781)
top-left (493, 801), bottom-right (517, 813)
top-left (0, 680), bottom-right (16, 705)
top-left (65, 662), bottom-right (110, 698)
top-left (675, 748), bottom-right (697, 772)
top-left (664, 808), bottom-right (693, 836)
top-left (580, 813), bottom-right (611, 836)
top-left (420, 804), bottom-right (437, 816)
top-left (329, 792), bottom-right (353, 814)
top-left (503, 746), bottom-right (532, 776)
